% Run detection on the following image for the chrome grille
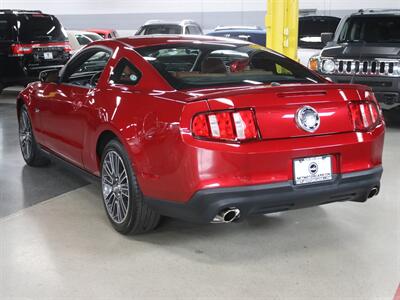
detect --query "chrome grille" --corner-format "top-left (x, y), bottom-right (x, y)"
top-left (320, 58), bottom-right (400, 77)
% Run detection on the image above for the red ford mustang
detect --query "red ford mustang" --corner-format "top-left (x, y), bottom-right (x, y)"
top-left (17, 36), bottom-right (385, 234)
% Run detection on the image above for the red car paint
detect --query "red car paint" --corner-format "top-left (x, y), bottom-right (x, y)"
top-left (85, 28), bottom-right (118, 39)
top-left (18, 36), bottom-right (385, 205)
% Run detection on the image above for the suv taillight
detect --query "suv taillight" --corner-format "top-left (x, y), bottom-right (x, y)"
top-left (64, 44), bottom-right (72, 53)
top-left (348, 101), bottom-right (382, 131)
top-left (192, 109), bottom-right (259, 142)
top-left (10, 44), bottom-right (33, 56)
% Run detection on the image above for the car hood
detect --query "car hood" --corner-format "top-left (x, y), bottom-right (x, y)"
top-left (321, 43), bottom-right (400, 59)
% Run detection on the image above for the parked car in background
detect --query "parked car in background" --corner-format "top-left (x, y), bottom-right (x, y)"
top-left (0, 9), bottom-right (71, 94)
top-left (67, 30), bottom-right (103, 54)
top-left (309, 9), bottom-right (400, 111)
top-left (135, 20), bottom-right (203, 35)
top-left (17, 35), bottom-right (384, 234)
top-left (207, 26), bottom-right (266, 46)
top-left (298, 16), bottom-right (340, 65)
top-left (86, 28), bottom-right (118, 39)
top-left (207, 16), bottom-right (340, 66)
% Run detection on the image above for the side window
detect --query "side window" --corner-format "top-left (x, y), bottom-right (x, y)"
top-left (187, 25), bottom-right (201, 35)
top-left (0, 19), bottom-right (12, 40)
top-left (185, 27), bottom-right (190, 34)
top-left (76, 34), bottom-right (92, 46)
top-left (72, 51), bottom-right (111, 76)
top-left (109, 58), bottom-right (141, 85)
top-left (62, 49), bottom-right (111, 87)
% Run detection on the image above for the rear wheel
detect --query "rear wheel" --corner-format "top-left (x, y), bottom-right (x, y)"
top-left (19, 105), bottom-right (49, 166)
top-left (100, 140), bottom-right (160, 235)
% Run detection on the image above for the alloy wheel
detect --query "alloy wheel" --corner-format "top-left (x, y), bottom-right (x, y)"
top-left (102, 151), bottom-right (130, 224)
top-left (19, 110), bottom-right (33, 160)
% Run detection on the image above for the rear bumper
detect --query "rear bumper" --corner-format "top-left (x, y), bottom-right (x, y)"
top-left (145, 166), bottom-right (383, 223)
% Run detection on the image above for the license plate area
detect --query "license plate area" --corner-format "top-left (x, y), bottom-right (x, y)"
top-left (43, 52), bottom-right (53, 60)
top-left (294, 155), bottom-right (333, 185)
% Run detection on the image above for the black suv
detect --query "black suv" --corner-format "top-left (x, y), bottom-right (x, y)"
top-left (310, 9), bottom-right (400, 111)
top-left (0, 10), bottom-right (71, 94)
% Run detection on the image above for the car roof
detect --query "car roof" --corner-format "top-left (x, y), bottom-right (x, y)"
top-left (143, 20), bottom-right (199, 26)
top-left (68, 30), bottom-right (98, 35)
top-left (210, 29), bottom-right (266, 34)
top-left (0, 9), bottom-right (43, 15)
top-left (351, 9), bottom-right (400, 16)
top-left (86, 28), bottom-right (115, 34)
top-left (117, 35), bottom-right (250, 48)
top-left (214, 26), bottom-right (263, 31)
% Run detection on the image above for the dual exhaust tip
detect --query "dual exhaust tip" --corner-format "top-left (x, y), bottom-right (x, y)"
top-left (212, 207), bottom-right (241, 224)
top-left (212, 187), bottom-right (379, 223)
top-left (368, 187), bottom-right (379, 199)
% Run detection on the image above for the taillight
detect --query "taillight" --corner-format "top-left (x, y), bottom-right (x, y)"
top-left (10, 44), bottom-right (33, 56)
top-left (348, 101), bottom-right (382, 131)
top-left (64, 44), bottom-right (72, 53)
top-left (192, 109), bottom-right (259, 142)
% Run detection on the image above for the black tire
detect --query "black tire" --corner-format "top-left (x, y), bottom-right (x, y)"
top-left (100, 139), bottom-right (160, 235)
top-left (0, 82), bottom-right (4, 95)
top-left (19, 105), bottom-right (50, 167)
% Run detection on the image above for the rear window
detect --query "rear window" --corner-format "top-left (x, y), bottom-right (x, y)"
top-left (338, 16), bottom-right (400, 43)
top-left (299, 17), bottom-right (340, 49)
top-left (137, 25), bottom-right (183, 35)
top-left (136, 43), bottom-right (322, 89)
top-left (0, 18), bottom-right (13, 41)
top-left (17, 14), bottom-right (67, 43)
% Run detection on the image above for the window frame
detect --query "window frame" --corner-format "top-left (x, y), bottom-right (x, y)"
top-left (59, 45), bottom-right (113, 88)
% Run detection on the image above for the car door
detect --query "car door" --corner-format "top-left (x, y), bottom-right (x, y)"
top-left (39, 47), bottom-right (112, 166)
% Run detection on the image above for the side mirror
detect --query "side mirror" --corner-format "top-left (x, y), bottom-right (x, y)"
top-left (39, 69), bottom-right (60, 83)
top-left (321, 32), bottom-right (334, 45)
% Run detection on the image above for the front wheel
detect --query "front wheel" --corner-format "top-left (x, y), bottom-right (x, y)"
top-left (19, 105), bottom-right (49, 166)
top-left (100, 140), bottom-right (160, 235)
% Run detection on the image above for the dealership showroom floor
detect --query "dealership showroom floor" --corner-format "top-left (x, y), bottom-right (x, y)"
top-left (0, 87), bottom-right (399, 299)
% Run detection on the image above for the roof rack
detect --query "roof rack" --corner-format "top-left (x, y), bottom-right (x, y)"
top-left (0, 9), bottom-right (43, 14)
top-left (356, 9), bottom-right (400, 15)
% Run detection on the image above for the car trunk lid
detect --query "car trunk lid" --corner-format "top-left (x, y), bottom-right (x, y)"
top-left (184, 83), bottom-right (364, 140)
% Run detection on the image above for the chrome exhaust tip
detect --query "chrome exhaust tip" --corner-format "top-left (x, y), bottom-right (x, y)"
top-left (368, 187), bottom-right (379, 199)
top-left (212, 208), bottom-right (241, 224)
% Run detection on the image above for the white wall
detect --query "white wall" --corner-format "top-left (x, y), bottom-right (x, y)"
top-left (2, 0), bottom-right (399, 15)
top-left (2, 0), bottom-right (399, 31)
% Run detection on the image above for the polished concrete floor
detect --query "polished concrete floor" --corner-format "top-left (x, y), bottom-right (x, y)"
top-left (0, 88), bottom-right (399, 299)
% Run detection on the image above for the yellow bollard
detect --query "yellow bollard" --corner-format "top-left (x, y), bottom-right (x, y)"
top-left (266, 0), bottom-right (299, 61)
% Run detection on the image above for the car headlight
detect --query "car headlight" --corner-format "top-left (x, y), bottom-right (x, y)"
top-left (308, 56), bottom-right (320, 71)
top-left (322, 59), bottom-right (335, 73)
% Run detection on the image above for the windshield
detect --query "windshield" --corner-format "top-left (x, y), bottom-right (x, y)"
top-left (17, 14), bottom-right (67, 43)
top-left (136, 43), bottom-right (323, 89)
top-left (299, 17), bottom-right (340, 49)
top-left (137, 25), bottom-right (183, 35)
top-left (338, 16), bottom-right (400, 43)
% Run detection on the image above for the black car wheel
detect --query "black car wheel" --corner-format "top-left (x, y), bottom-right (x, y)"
top-left (19, 105), bottom-right (49, 166)
top-left (101, 139), bottom-right (160, 235)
